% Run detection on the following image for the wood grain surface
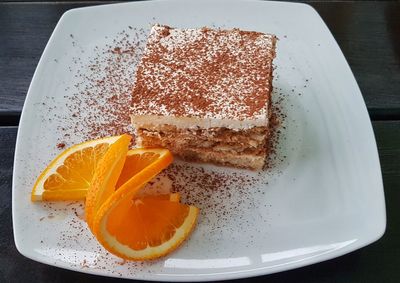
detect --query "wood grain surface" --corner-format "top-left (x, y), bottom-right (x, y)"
top-left (1, 121), bottom-right (399, 282)
top-left (0, 1), bottom-right (399, 121)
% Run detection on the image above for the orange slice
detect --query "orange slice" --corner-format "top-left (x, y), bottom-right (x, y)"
top-left (93, 176), bottom-right (199, 260)
top-left (85, 134), bottom-right (132, 230)
top-left (31, 135), bottom-right (125, 202)
top-left (89, 147), bottom-right (198, 260)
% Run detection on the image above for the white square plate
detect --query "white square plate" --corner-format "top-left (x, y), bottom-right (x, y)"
top-left (13, 0), bottom-right (386, 281)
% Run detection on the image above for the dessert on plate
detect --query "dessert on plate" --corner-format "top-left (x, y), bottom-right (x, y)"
top-left (131, 25), bottom-right (277, 170)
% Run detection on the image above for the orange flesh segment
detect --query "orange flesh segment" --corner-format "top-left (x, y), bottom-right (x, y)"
top-left (106, 196), bottom-right (188, 250)
top-left (115, 152), bottom-right (161, 189)
top-left (42, 144), bottom-right (109, 197)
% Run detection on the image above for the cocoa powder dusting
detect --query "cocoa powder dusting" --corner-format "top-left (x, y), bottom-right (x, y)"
top-left (56, 143), bottom-right (65, 149)
top-left (132, 25), bottom-right (277, 121)
top-left (61, 27), bottom-right (148, 143)
top-left (160, 162), bottom-right (271, 232)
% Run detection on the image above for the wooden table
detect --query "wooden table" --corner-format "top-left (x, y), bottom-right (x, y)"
top-left (1, 1), bottom-right (399, 282)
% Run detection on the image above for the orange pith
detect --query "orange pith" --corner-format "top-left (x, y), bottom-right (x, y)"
top-left (31, 136), bottom-right (122, 202)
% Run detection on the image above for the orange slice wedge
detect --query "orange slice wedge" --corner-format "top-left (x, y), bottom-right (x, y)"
top-left (93, 176), bottom-right (199, 260)
top-left (88, 147), bottom-right (198, 260)
top-left (85, 134), bottom-right (132, 230)
top-left (31, 135), bottom-right (125, 202)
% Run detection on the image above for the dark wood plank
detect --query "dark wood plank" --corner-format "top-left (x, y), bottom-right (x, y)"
top-left (309, 1), bottom-right (400, 119)
top-left (0, 1), bottom-right (399, 121)
top-left (0, 2), bottom-right (102, 115)
top-left (1, 121), bottom-right (399, 282)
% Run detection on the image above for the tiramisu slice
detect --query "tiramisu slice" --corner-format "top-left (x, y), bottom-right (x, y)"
top-left (131, 25), bottom-right (277, 170)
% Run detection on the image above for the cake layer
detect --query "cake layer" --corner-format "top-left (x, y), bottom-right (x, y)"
top-left (169, 147), bottom-right (266, 170)
top-left (131, 25), bottom-right (277, 129)
top-left (135, 125), bottom-right (268, 155)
